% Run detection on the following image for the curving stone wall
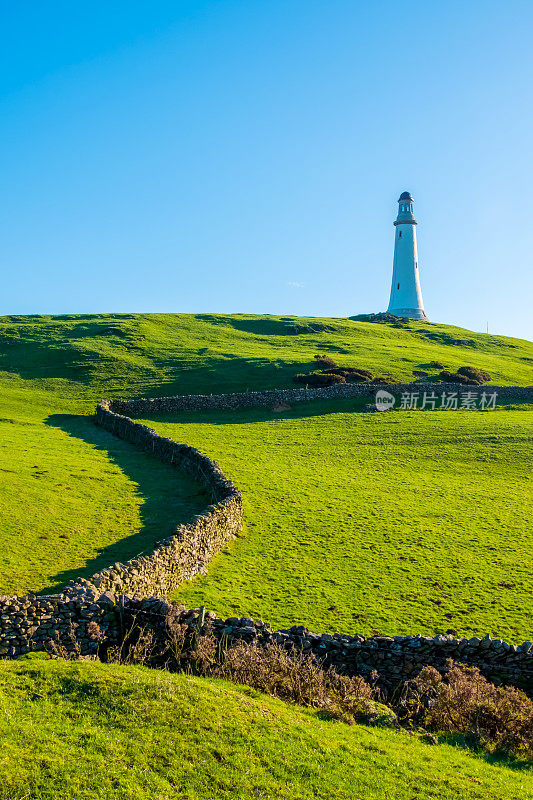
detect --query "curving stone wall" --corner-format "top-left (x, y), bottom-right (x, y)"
top-left (1, 593), bottom-right (532, 695)
top-left (87, 401), bottom-right (243, 597)
top-left (0, 386), bottom-right (532, 697)
top-left (0, 400), bottom-right (242, 657)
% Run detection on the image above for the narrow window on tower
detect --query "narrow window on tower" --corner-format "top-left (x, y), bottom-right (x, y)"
top-left (399, 230), bottom-right (402, 238)
top-left (397, 283), bottom-right (400, 289)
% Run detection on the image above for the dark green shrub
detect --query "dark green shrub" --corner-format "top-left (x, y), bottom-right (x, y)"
top-left (321, 368), bottom-right (349, 375)
top-left (349, 367), bottom-right (374, 379)
top-left (438, 370), bottom-right (458, 382)
top-left (320, 366), bottom-right (374, 382)
top-left (430, 360), bottom-right (445, 369)
top-left (293, 372), bottom-right (346, 387)
top-left (397, 660), bottom-right (533, 759)
top-left (438, 370), bottom-right (479, 385)
top-left (313, 354), bottom-right (338, 368)
top-left (349, 312), bottom-right (399, 324)
top-left (457, 366), bottom-right (492, 383)
top-left (345, 371), bottom-right (373, 383)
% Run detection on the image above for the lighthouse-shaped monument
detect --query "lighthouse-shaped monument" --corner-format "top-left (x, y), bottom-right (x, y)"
top-left (387, 191), bottom-right (428, 320)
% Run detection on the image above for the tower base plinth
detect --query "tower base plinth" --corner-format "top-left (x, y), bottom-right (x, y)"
top-left (387, 307), bottom-right (429, 321)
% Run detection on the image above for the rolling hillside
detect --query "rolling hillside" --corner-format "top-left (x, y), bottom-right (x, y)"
top-left (0, 312), bottom-right (531, 797)
top-left (1, 312), bottom-right (532, 398)
top-left (0, 312), bottom-right (531, 604)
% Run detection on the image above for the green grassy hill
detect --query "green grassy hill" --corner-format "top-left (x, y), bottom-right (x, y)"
top-left (0, 655), bottom-right (530, 800)
top-left (1, 312), bottom-right (532, 397)
top-left (0, 312), bottom-right (532, 796)
top-left (0, 312), bottom-right (531, 610)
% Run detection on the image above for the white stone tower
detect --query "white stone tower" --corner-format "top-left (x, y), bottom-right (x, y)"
top-left (387, 191), bottom-right (428, 320)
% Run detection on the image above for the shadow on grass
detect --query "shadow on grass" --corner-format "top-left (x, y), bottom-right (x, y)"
top-left (194, 314), bottom-right (339, 339)
top-left (136, 395), bottom-right (376, 428)
top-left (0, 315), bottom-right (321, 394)
top-left (129, 356), bottom-right (335, 401)
top-left (41, 414), bottom-right (209, 595)
top-left (0, 316), bottom-right (140, 385)
top-left (439, 732), bottom-right (532, 771)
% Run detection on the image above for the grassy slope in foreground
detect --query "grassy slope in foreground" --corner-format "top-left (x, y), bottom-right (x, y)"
top-left (0, 656), bottom-right (530, 800)
top-left (0, 312), bottom-right (531, 601)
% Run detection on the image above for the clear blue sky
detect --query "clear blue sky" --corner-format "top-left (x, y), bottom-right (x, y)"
top-left (1, 1), bottom-right (532, 340)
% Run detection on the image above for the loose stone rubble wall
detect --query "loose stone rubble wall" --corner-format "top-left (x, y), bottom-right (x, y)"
top-left (1, 387), bottom-right (532, 696)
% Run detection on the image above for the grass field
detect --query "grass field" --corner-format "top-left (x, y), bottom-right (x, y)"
top-left (0, 654), bottom-right (530, 800)
top-left (0, 408), bottom-right (208, 595)
top-left (0, 312), bottom-right (532, 795)
top-left (0, 313), bottom-right (531, 627)
top-left (143, 400), bottom-right (533, 641)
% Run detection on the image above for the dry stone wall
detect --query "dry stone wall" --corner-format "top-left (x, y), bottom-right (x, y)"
top-left (0, 400), bottom-right (242, 657)
top-left (1, 594), bottom-right (532, 695)
top-left (0, 386), bottom-right (532, 696)
top-left (149, 604), bottom-right (533, 696)
top-left (88, 401), bottom-right (243, 597)
top-left (109, 382), bottom-right (533, 416)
